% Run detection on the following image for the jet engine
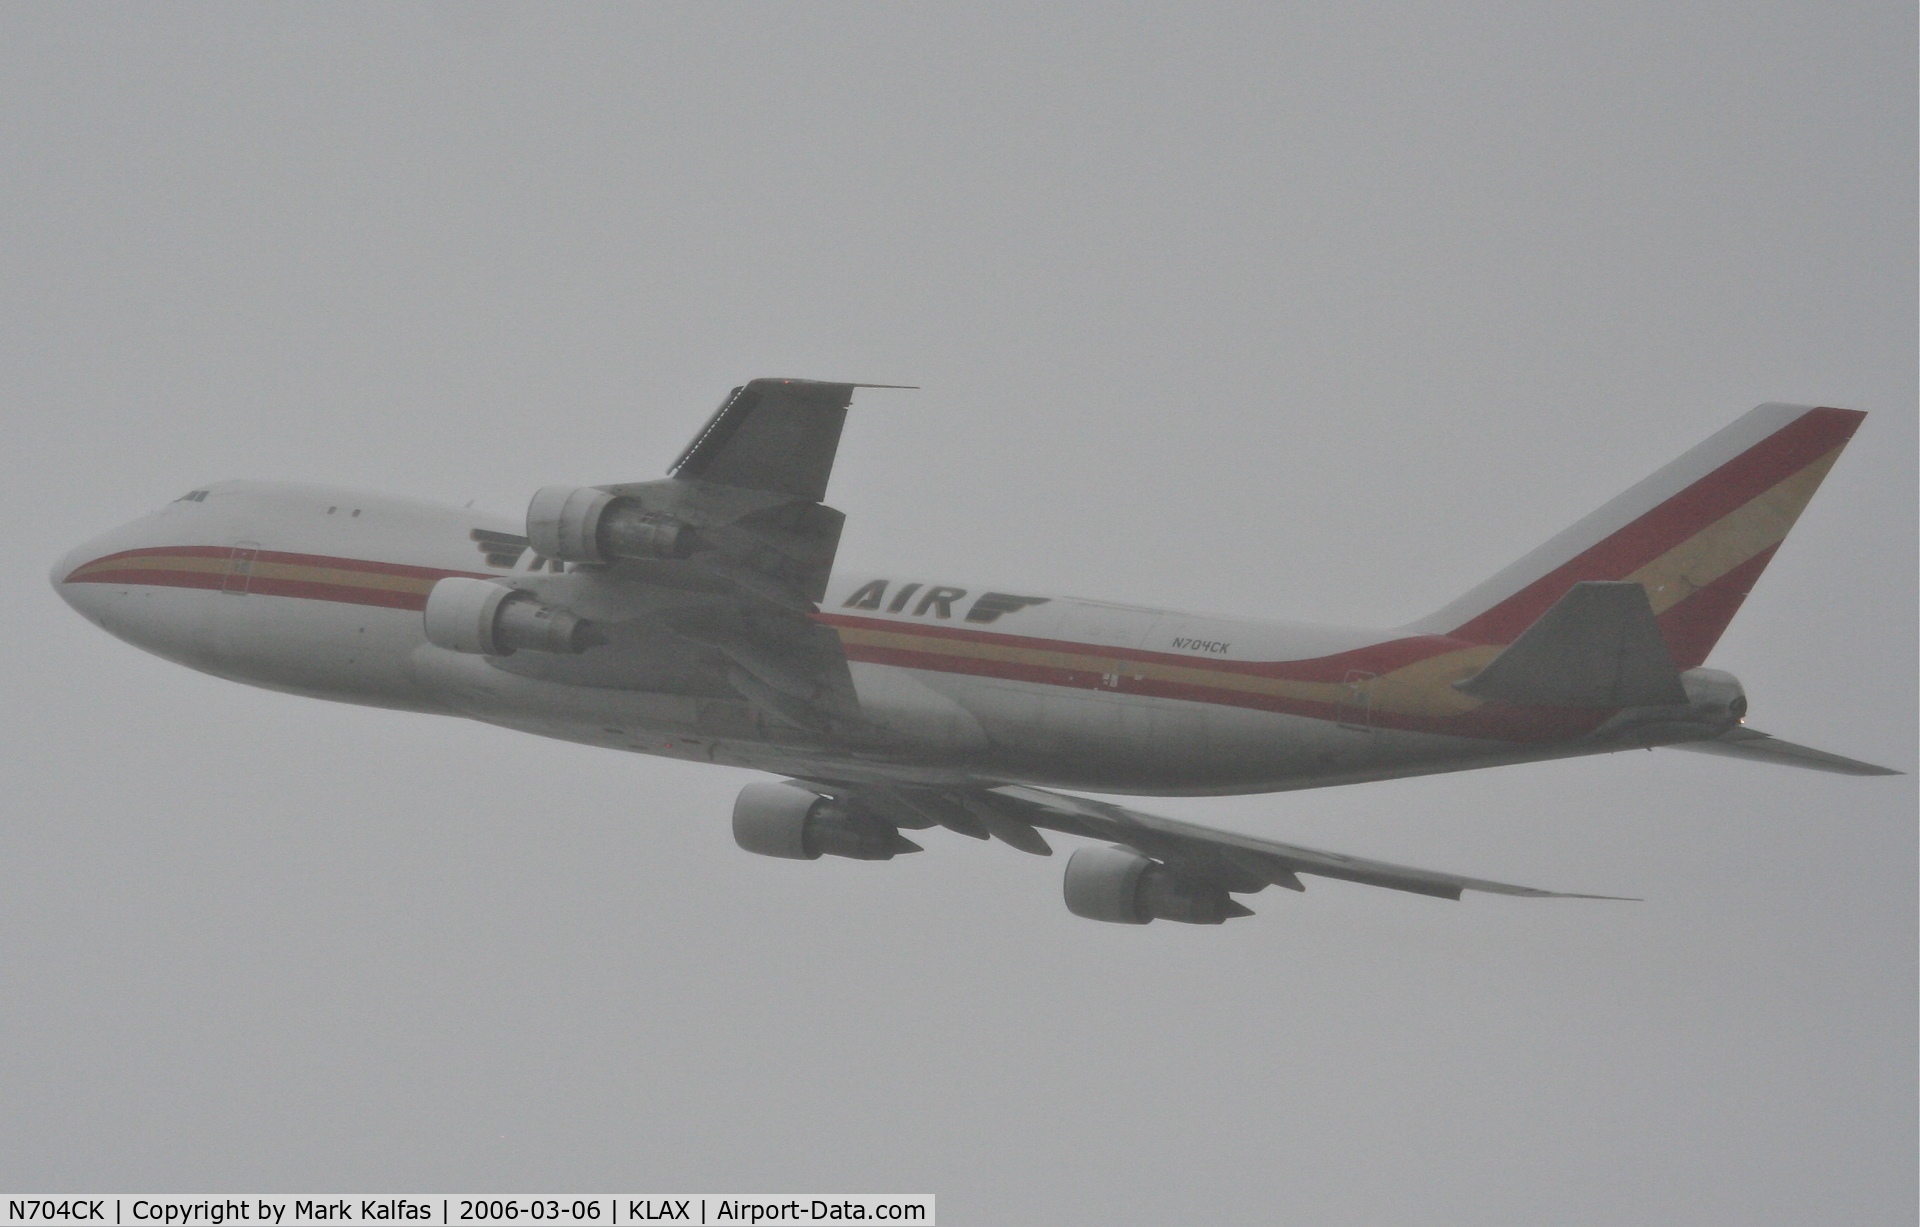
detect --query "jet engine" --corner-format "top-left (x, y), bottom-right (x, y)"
top-left (422, 576), bottom-right (600, 656)
top-left (1679, 667), bottom-right (1747, 725)
top-left (526, 486), bottom-right (696, 565)
top-left (732, 781), bottom-right (922, 861)
top-left (1062, 845), bottom-right (1253, 925)
top-left (1605, 666), bottom-right (1751, 748)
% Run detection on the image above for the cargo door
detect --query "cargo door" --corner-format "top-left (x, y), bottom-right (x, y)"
top-left (221, 541), bottom-right (260, 595)
top-left (1337, 669), bottom-right (1376, 733)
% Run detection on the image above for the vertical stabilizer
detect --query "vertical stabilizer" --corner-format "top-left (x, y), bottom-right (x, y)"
top-left (1407, 404), bottom-right (1866, 668)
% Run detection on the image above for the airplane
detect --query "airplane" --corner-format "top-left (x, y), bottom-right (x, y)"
top-left (51, 383), bottom-right (1900, 925)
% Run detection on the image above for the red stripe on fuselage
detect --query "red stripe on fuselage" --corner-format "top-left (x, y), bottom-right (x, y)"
top-left (70, 566), bottom-right (228, 592)
top-left (816, 612), bottom-right (1471, 682)
top-left (64, 548), bottom-right (1605, 742)
top-left (61, 546), bottom-right (486, 610)
top-left (240, 576), bottom-right (442, 611)
top-left (65, 545), bottom-right (477, 583)
top-left (822, 614), bottom-right (1606, 741)
top-left (838, 636), bottom-right (1606, 742)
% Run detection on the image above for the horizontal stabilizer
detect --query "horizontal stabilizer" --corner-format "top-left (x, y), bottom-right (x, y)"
top-left (1457, 581), bottom-right (1687, 708)
top-left (1669, 727), bottom-right (1902, 775)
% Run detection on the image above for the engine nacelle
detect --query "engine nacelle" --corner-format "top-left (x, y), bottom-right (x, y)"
top-left (1599, 665), bottom-right (1752, 747)
top-left (1063, 845), bottom-right (1252, 925)
top-left (1679, 667), bottom-right (1747, 726)
top-left (527, 486), bottom-right (695, 565)
top-left (731, 782), bottom-right (920, 861)
top-left (422, 577), bottom-right (599, 656)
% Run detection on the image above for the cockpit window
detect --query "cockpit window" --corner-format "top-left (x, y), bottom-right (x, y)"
top-left (174, 490), bottom-right (209, 503)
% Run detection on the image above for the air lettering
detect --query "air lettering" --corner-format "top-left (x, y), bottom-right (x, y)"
top-left (845, 581), bottom-right (1050, 623)
top-left (914, 586), bottom-right (967, 618)
top-left (965, 593), bottom-right (1051, 624)
top-left (842, 579), bottom-right (887, 610)
top-left (886, 581), bottom-right (922, 613)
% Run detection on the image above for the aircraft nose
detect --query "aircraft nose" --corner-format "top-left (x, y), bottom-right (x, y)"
top-left (52, 500), bottom-right (235, 671)
top-left (50, 517), bottom-right (182, 640)
top-left (50, 540), bottom-right (90, 596)
top-left (50, 527), bottom-right (130, 627)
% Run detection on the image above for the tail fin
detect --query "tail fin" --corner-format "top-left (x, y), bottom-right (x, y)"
top-left (1408, 404), bottom-right (1867, 668)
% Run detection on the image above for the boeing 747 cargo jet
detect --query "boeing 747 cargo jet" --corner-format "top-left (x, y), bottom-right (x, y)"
top-left (52, 384), bottom-right (1898, 925)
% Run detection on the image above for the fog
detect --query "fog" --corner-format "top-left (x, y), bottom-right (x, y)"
top-left (4, 5), bottom-right (1913, 1223)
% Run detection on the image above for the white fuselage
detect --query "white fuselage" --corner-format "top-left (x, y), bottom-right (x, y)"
top-left (53, 481), bottom-right (1695, 797)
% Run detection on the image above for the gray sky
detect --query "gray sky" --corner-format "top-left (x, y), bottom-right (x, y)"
top-left (5, 4), bottom-right (1914, 1222)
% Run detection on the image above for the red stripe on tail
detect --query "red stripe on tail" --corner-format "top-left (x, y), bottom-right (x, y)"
top-left (1452, 407), bottom-right (1863, 646)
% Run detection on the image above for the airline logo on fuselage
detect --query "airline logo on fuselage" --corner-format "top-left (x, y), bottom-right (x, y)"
top-left (841, 580), bottom-right (1050, 624)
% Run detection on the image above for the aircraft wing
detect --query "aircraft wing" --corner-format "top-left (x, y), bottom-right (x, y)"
top-left (492, 379), bottom-right (921, 731)
top-left (599, 378), bottom-right (878, 609)
top-left (986, 785), bottom-right (1634, 900)
top-left (795, 779), bottom-right (1632, 902)
top-left (670, 378), bottom-right (864, 503)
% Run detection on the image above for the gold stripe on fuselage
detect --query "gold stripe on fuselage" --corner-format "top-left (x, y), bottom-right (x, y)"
top-left (71, 553), bottom-right (441, 597)
top-left (69, 554), bottom-right (227, 579)
top-left (834, 625), bottom-right (1502, 719)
